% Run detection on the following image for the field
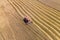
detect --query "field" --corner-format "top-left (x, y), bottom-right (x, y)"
top-left (0, 0), bottom-right (60, 40)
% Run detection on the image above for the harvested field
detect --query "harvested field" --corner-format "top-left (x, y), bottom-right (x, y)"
top-left (0, 0), bottom-right (60, 40)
